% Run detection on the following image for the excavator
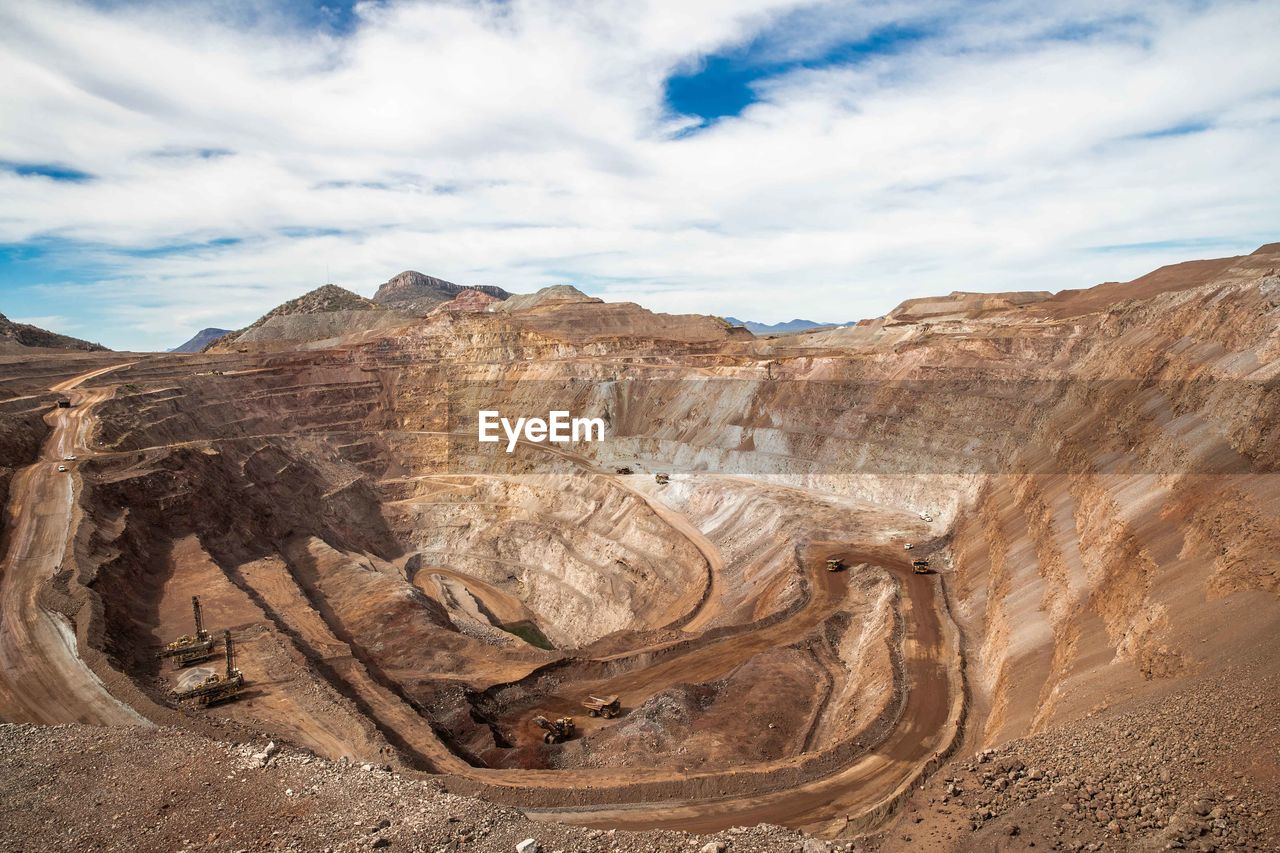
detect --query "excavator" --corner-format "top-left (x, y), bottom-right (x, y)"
top-left (532, 714), bottom-right (575, 744)
top-left (172, 630), bottom-right (244, 707)
top-left (582, 695), bottom-right (621, 718)
top-left (157, 596), bottom-right (218, 668)
top-left (654, 473), bottom-right (670, 485)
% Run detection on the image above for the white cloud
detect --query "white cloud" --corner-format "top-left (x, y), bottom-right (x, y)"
top-left (0, 0), bottom-right (1277, 350)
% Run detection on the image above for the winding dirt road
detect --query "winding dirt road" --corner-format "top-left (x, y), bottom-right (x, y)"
top-left (0, 363), bottom-right (146, 725)
top-left (524, 563), bottom-right (962, 836)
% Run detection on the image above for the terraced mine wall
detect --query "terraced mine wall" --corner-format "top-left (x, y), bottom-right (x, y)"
top-left (73, 261), bottom-right (1279, 762)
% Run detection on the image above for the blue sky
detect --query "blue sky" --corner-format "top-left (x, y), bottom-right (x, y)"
top-left (1, 0), bottom-right (1278, 351)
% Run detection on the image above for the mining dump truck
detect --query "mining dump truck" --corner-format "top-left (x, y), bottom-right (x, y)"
top-left (655, 473), bottom-right (670, 485)
top-left (172, 630), bottom-right (244, 707)
top-left (156, 596), bottom-right (217, 668)
top-left (912, 559), bottom-right (931, 574)
top-left (533, 715), bottom-right (575, 744)
top-left (56, 399), bottom-right (72, 409)
top-left (582, 695), bottom-right (621, 718)
top-left (826, 558), bottom-right (844, 572)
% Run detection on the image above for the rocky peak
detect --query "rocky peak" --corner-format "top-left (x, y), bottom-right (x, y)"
top-left (495, 284), bottom-right (602, 313)
top-left (374, 271), bottom-right (461, 304)
top-left (271, 284), bottom-right (380, 317)
top-left (373, 271), bottom-right (511, 312)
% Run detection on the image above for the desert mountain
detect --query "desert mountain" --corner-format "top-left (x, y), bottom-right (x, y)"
top-left (373, 270), bottom-right (512, 313)
top-left (169, 328), bottom-right (232, 353)
top-left (480, 284), bottom-right (749, 344)
top-left (883, 290), bottom-right (1054, 323)
top-left (493, 283), bottom-right (601, 313)
top-left (207, 284), bottom-right (412, 352)
top-left (0, 313), bottom-right (107, 352)
top-left (427, 288), bottom-right (501, 315)
top-left (723, 317), bottom-right (835, 335)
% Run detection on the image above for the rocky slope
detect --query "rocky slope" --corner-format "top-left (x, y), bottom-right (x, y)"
top-left (0, 313), bottom-right (106, 352)
top-left (207, 284), bottom-right (411, 351)
top-left (429, 288), bottom-right (501, 314)
top-left (373, 270), bottom-right (512, 313)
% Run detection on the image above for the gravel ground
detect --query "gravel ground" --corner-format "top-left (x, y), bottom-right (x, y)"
top-left (879, 663), bottom-right (1280, 851)
top-left (0, 722), bottom-right (842, 853)
top-left (2, 662), bottom-right (1277, 852)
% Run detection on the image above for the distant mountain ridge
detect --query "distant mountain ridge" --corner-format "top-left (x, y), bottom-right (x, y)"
top-left (722, 317), bottom-right (840, 335)
top-left (170, 328), bottom-right (232, 353)
top-left (0, 313), bottom-right (107, 351)
top-left (373, 271), bottom-right (511, 313)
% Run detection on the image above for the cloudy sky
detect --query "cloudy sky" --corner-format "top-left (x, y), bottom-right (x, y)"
top-left (1, 0), bottom-right (1278, 351)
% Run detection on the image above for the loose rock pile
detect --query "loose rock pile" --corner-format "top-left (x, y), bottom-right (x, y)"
top-left (911, 667), bottom-right (1279, 851)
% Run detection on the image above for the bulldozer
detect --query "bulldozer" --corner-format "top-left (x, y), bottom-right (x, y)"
top-left (826, 558), bottom-right (844, 572)
top-left (912, 558), bottom-right (931, 574)
top-left (172, 630), bottom-right (244, 707)
top-left (157, 596), bottom-right (217, 668)
top-left (532, 714), bottom-right (575, 744)
top-left (582, 695), bottom-right (621, 718)
top-left (654, 473), bottom-right (670, 485)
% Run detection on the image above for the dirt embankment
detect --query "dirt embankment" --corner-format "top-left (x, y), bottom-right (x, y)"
top-left (943, 252), bottom-right (1280, 749)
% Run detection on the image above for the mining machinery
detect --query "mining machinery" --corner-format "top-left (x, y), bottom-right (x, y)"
top-left (912, 558), bottom-right (931, 574)
top-left (157, 596), bottom-right (217, 668)
top-left (826, 558), bottom-right (845, 572)
top-left (172, 630), bottom-right (244, 707)
top-left (654, 472), bottom-right (670, 485)
top-left (615, 466), bottom-right (634, 475)
top-left (533, 714), bottom-right (575, 744)
top-left (582, 695), bottom-right (621, 718)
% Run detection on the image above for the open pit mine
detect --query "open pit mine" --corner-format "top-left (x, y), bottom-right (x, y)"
top-left (0, 248), bottom-right (1278, 852)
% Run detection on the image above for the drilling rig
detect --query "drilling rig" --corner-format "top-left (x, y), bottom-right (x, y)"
top-left (157, 596), bottom-right (217, 668)
top-left (172, 630), bottom-right (245, 707)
